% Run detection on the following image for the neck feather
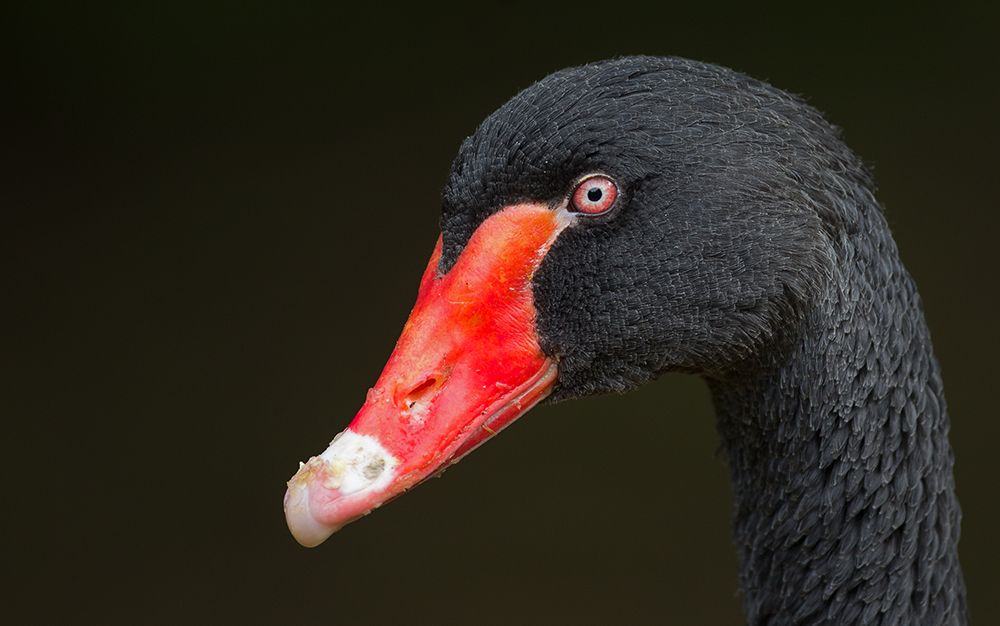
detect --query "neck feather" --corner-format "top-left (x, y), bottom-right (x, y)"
top-left (707, 204), bottom-right (967, 625)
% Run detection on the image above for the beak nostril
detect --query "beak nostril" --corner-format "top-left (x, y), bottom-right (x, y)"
top-left (403, 378), bottom-right (438, 411)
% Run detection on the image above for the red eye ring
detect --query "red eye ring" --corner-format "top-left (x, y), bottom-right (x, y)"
top-left (570, 175), bottom-right (618, 215)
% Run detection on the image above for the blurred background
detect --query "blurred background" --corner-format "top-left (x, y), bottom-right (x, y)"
top-left (4, 3), bottom-right (997, 624)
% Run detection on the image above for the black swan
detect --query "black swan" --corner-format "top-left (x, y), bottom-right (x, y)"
top-left (283, 57), bottom-right (966, 625)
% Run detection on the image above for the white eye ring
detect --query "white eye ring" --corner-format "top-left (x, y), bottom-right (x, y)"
top-left (570, 175), bottom-right (618, 215)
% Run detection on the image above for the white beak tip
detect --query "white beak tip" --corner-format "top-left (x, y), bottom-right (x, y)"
top-left (283, 481), bottom-right (343, 547)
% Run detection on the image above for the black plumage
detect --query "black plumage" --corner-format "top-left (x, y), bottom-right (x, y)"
top-left (440, 57), bottom-right (966, 625)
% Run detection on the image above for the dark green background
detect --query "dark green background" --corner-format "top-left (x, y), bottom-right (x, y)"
top-left (4, 3), bottom-right (997, 624)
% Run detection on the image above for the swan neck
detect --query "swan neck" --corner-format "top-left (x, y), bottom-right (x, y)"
top-left (707, 222), bottom-right (967, 624)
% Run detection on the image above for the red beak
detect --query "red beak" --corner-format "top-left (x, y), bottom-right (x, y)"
top-left (284, 203), bottom-right (575, 546)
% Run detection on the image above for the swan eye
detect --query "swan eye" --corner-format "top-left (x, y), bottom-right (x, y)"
top-left (570, 175), bottom-right (618, 215)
